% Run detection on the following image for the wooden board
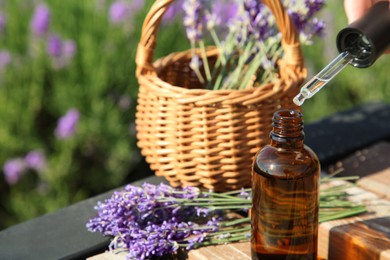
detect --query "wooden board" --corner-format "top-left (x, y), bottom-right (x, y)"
top-left (328, 141), bottom-right (390, 199)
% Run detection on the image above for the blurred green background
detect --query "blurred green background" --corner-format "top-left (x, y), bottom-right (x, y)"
top-left (0, 0), bottom-right (388, 229)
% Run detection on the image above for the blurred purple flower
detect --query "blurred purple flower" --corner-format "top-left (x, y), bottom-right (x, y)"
top-left (130, 0), bottom-right (144, 11)
top-left (30, 4), bottom-right (51, 36)
top-left (211, 1), bottom-right (238, 26)
top-left (243, 0), bottom-right (272, 41)
top-left (163, 0), bottom-right (184, 23)
top-left (0, 50), bottom-right (11, 69)
top-left (55, 108), bottom-right (80, 139)
top-left (0, 12), bottom-right (6, 33)
top-left (288, 0), bottom-right (325, 39)
top-left (310, 17), bottom-right (326, 36)
top-left (25, 150), bottom-right (46, 172)
top-left (47, 34), bottom-right (62, 57)
top-left (305, 0), bottom-right (325, 17)
top-left (62, 40), bottom-right (77, 58)
top-left (46, 36), bottom-right (77, 69)
top-left (289, 10), bottom-right (306, 31)
top-left (183, 0), bottom-right (206, 44)
top-left (3, 159), bottom-right (26, 185)
top-left (109, 1), bottom-right (130, 24)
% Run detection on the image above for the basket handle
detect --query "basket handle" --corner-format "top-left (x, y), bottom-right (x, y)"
top-left (136, 0), bottom-right (304, 78)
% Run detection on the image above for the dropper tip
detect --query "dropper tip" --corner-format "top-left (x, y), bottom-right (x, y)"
top-left (293, 93), bottom-right (305, 106)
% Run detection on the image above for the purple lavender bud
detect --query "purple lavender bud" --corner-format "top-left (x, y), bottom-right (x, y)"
top-left (109, 1), bottom-right (130, 24)
top-left (3, 159), bottom-right (26, 185)
top-left (55, 108), bottom-right (80, 139)
top-left (186, 233), bottom-right (206, 249)
top-left (206, 217), bottom-right (220, 232)
top-left (0, 12), bottom-right (6, 33)
top-left (305, 0), bottom-right (325, 17)
top-left (196, 207), bottom-right (210, 217)
top-left (289, 11), bottom-right (306, 32)
top-left (189, 54), bottom-right (201, 70)
top-left (0, 50), bottom-right (11, 69)
top-left (183, 0), bottom-right (206, 44)
top-left (25, 150), bottom-right (46, 172)
top-left (47, 34), bottom-right (62, 57)
top-left (287, 1), bottom-right (325, 39)
top-left (48, 39), bottom-right (76, 69)
top-left (62, 40), bottom-right (77, 58)
top-left (311, 17), bottom-right (326, 36)
top-left (30, 4), bottom-right (51, 36)
top-left (242, 0), bottom-right (272, 41)
top-left (239, 187), bottom-right (250, 199)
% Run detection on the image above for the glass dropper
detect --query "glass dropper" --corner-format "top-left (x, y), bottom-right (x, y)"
top-left (293, 51), bottom-right (353, 106)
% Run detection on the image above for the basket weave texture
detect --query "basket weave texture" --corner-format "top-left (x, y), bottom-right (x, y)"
top-left (135, 0), bottom-right (307, 191)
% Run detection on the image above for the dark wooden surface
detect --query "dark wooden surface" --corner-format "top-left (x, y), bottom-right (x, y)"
top-left (1, 102), bottom-right (390, 260)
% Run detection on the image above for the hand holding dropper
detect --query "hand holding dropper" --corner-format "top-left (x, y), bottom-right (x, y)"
top-left (293, 1), bottom-right (390, 106)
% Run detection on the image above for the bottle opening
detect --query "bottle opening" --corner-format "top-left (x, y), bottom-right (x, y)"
top-left (272, 109), bottom-right (304, 138)
top-left (273, 109), bottom-right (303, 122)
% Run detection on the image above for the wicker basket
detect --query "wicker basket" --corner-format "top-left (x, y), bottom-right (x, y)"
top-left (135, 0), bottom-right (307, 191)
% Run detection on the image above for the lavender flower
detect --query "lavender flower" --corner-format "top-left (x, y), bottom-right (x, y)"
top-left (211, 1), bottom-right (238, 26)
top-left (288, 0), bottom-right (325, 40)
top-left (189, 54), bottom-right (202, 71)
top-left (243, 0), bottom-right (273, 41)
top-left (3, 159), bottom-right (26, 185)
top-left (62, 40), bottom-right (77, 58)
top-left (305, 0), bottom-right (325, 16)
top-left (47, 37), bottom-right (77, 69)
top-left (25, 150), bottom-right (46, 172)
top-left (47, 34), bottom-right (62, 57)
top-left (0, 12), bottom-right (6, 33)
top-left (108, 0), bottom-right (144, 25)
top-left (87, 183), bottom-right (225, 259)
top-left (30, 4), bottom-right (51, 36)
top-left (130, 0), bottom-right (144, 11)
top-left (109, 1), bottom-right (129, 24)
top-left (163, 0), bottom-right (184, 23)
top-left (183, 0), bottom-right (206, 45)
top-left (55, 108), bottom-right (80, 139)
top-left (308, 17), bottom-right (326, 37)
top-left (0, 50), bottom-right (11, 70)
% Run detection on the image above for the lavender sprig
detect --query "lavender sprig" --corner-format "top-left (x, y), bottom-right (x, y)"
top-left (30, 4), bottom-right (51, 37)
top-left (183, 0), bottom-right (211, 82)
top-left (183, 0), bottom-right (205, 46)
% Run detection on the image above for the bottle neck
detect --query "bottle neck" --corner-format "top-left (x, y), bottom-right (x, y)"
top-left (270, 110), bottom-right (304, 149)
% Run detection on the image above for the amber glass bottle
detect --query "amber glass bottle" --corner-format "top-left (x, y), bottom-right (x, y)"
top-left (251, 110), bottom-right (320, 260)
